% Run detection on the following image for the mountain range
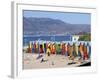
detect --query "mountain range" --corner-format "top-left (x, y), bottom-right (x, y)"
top-left (23, 17), bottom-right (90, 36)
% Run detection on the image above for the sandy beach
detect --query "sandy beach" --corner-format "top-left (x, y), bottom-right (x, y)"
top-left (23, 53), bottom-right (91, 69)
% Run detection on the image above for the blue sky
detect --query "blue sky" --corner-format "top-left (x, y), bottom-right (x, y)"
top-left (23, 10), bottom-right (91, 24)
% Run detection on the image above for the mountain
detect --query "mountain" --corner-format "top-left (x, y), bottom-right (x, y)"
top-left (23, 17), bottom-right (90, 36)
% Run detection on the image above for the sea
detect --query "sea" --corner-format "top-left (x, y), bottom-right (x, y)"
top-left (23, 35), bottom-right (91, 46)
top-left (23, 35), bottom-right (72, 46)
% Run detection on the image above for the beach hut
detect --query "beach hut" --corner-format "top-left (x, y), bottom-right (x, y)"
top-left (39, 44), bottom-right (44, 53)
top-left (37, 40), bottom-right (43, 54)
top-left (32, 41), bottom-right (34, 54)
top-left (67, 42), bottom-right (74, 59)
top-left (49, 42), bottom-right (52, 54)
top-left (79, 43), bottom-right (84, 60)
top-left (61, 43), bottom-right (66, 55)
top-left (67, 43), bottom-right (70, 56)
top-left (65, 43), bottom-right (68, 56)
top-left (44, 42), bottom-right (47, 54)
top-left (46, 41), bottom-right (48, 50)
top-left (83, 43), bottom-right (88, 60)
top-left (56, 43), bottom-right (61, 54)
top-left (33, 41), bottom-right (36, 53)
top-left (46, 43), bottom-right (51, 56)
top-left (73, 43), bottom-right (78, 57)
top-left (87, 42), bottom-right (91, 58)
top-left (69, 45), bottom-right (74, 59)
top-left (28, 41), bottom-right (32, 53)
top-left (46, 47), bottom-right (51, 56)
top-left (42, 41), bottom-right (45, 53)
top-left (52, 43), bottom-right (56, 54)
top-left (36, 41), bottom-right (39, 53)
top-left (78, 45), bottom-right (81, 57)
top-left (75, 42), bottom-right (78, 56)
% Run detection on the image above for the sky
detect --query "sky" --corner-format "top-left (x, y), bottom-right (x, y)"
top-left (23, 10), bottom-right (91, 24)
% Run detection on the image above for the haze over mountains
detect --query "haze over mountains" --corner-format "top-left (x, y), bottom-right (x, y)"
top-left (23, 17), bottom-right (90, 36)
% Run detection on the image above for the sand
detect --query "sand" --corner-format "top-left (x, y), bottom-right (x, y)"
top-left (23, 53), bottom-right (91, 69)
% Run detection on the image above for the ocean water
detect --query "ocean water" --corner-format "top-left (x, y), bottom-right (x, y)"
top-left (23, 35), bottom-right (72, 46)
top-left (23, 35), bottom-right (91, 46)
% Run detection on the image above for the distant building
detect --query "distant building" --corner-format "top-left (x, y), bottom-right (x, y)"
top-left (72, 35), bottom-right (79, 42)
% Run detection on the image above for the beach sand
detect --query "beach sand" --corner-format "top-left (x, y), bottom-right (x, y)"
top-left (23, 53), bottom-right (91, 69)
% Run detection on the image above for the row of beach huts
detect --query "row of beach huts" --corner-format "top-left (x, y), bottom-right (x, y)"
top-left (23, 40), bottom-right (91, 60)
